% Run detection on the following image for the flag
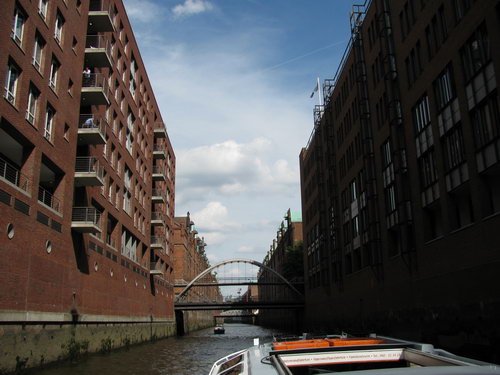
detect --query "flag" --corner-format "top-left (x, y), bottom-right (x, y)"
top-left (310, 81), bottom-right (319, 98)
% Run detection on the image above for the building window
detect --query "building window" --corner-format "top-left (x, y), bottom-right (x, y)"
top-left (471, 95), bottom-right (500, 149)
top-left (32, 33), bottom-right (45, 72)
top-left (38, 0), bottom-right (49, 20)
top-left (385, 184), bottom-right (397, 213)
top-left (418, 150), bottom-right (438, 189)
top-left (434, 65), bottom-right (456, 111)
top-left (54, 11), bottom-right (64, 44)
top-left (405, 41), bottom-right (422, 87)
top-left (11, 7), bottom-right (25, 47)
top-left (44, 105), bottom-right (55, 141)
top-left (413, 95), bottom-right (431, 134)
top-left (49, 58), bottom-right (59, 91)
top-left (4, 62), bottom-right (20, 105)
top-left (452, 0), bottom-right (471, 23)
top-left (461, 24), bottom-right (490, 82)
top-left (442, 124), bottom-right (466, 171)
top-left (26, 84), bottom-right (40, 125)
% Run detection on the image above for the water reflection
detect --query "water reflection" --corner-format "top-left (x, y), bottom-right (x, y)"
top-left (34, 324), bottom-right (283, 375)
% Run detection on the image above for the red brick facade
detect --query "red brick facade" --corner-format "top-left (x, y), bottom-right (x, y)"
top-left (0, 0), bottom-right (175, 322)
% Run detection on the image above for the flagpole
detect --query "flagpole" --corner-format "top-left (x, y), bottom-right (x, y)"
top-left (317, 77), bottom-right (323, 106)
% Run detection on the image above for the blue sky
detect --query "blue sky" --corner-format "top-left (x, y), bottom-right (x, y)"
top-left (123, 0), bottom-right (354, 271)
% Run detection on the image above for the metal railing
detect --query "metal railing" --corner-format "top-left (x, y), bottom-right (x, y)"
top-left (151, 211), bottom-right (164, 221)
top-left (78, 114), bottom-right (106, 132)
top-left (89, 0), bottom-right (111, 12)
top-left (0, 157), bottom-right (30, 193)
top-left (152, 166), bottom-right (165, 175)
top-left (81, 73), bottom-right (108, 92)
top-left (153, 122), bottom-right (166, 134)
top-left (151, 236), bottom-right (164, 246)
top-left (72, 207), bottom-right (101, 225)
top-left (75, 157), bottom-right (104, 178)
top-left (153, 144), bottom-right (165, 152)
top-left (152, 188), bottom-right (164, 197)
top-left (85, 35), bottom-right (112, 57)
top-left (38, 186), bottom-right (61, 213)
top-left (150, 262), bottom-right (162, 272)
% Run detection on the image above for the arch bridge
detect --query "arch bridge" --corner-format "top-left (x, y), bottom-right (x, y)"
top-left (174, 258), bottom-right (304, 311)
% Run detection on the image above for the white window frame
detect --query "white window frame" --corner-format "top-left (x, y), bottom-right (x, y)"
top-left (4, 64), bottom-right (20, 105)
top-left (49, 59), bottom-right (58, 91)
top-left (26, 86), bottom-right (39, 125)
top-left (32, 35), bottom-right (44, 71)
top-left (44, 106), bottom-right (54, 141)
top-left (38, 0), bottom-right (48, 20)
top-left (11, 8), bottom-right (25, 46)
top-left (54, 13), bottom-right (63, 44)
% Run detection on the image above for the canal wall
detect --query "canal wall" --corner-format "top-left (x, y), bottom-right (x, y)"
top-left (0, 312), bottom-right (176, 374)
top-left (181, 311), bottom-right (214, 334)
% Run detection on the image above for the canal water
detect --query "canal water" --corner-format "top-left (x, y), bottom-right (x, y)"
top-left (34, 324), bottom-right (283, 375)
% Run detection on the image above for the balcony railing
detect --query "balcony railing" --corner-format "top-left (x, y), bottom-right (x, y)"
top-left (153, 122), bottom-right (167, 138)
top-left (153, 144), bottom-right (166, 159)
top-left (81, 73), bottom-right (109, 105)
top-left (85, 35), bottom-right (112, 68)
top-left (0, 157), bottom-right (31, 194)
top-left (77, 114), bottom-right (106, 144)
top-left (150, 262), bottom-right (163, 275)
top-left (152, 166), bottom-right (165, 181)
top-left (74, 157), bottom-right (104, 186)
top-left (151, 211), bottom-right (165, 226)
top-left (38, 186), bottom-right (61, 213)
top-left (72, 207), bottom-right (102, 233)
top-left (151, 188), bottom-right (165, 202)
top-left (151, 236), bottom-right (164, 250)
top-left (88, 0), bottom-right (114, 33)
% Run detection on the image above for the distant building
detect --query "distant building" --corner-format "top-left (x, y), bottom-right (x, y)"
top-left (173, 213), bottom-right (222, 333)
top-left (0, 0), bottom-right (175, 370)
top-left (258, 209), bottom-right (303, 331)
top-left (300, 0), bottom-right (500, 356)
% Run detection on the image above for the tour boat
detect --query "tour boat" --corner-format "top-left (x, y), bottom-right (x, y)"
top-left (214, 324), bottom-right (225, 334)
top-left (209, 333), bottom-right (500, 374)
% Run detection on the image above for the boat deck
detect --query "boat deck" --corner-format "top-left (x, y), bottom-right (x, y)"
top-left (209, 334), bottom-right (500, 375)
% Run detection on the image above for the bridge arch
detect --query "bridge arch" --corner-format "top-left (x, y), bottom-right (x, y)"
top-left (175, 258), bottom-right (303, 301)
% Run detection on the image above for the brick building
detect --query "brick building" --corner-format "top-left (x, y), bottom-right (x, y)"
top-left (0, 0), bottom-right (175, 369)
top-left (173, 213), bottom-right (222, 333)
top-left (300, 0), bottom-right (500, 357)
top-left (258, 209), bottom-right (303, 331)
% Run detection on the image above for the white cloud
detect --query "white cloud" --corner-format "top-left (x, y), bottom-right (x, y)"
top-left (237, 245), bottom-right (255, 254)
top-left (172, 0), bottom-right (214, 19)
top-left (175, 138), bottom-right (299, 203)
top-left (123, 0), bottom-right (163, 23)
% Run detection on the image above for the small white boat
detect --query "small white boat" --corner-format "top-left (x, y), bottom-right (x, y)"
top-left (209, 333), bottom-right (500, 375)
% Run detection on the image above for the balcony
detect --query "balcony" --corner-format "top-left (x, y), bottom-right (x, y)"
top-left (151, 188), bottom-right (165, 203)
top-left (151, 211), bottom-right (165, 226)
top-left (152, 166), bottom-right (166, 181)
top-left (153, 122), bottom-right (167, 138)
top-left (150, 261), bottom-right (164, 276)
top-left (88, 0), bottom-right (114, 33)
top-left (81, 73), bottom-right (109, 106)
top-left (0, 157), bottom-right (31, 194)
top-left (77, 114), bottom-right (106, 144)
top-left (38, 186), bottom-right (61, 213)
top-left (150, 236), bottom-right (164, 251)
top-left (85, 35), bottom-right (112, 68)
top-left (72, 207), bottom-right (102, 233)
top-left (153, 144), bottom-right (166, 159)
top-left (74, 157), bottom-right (104, 186)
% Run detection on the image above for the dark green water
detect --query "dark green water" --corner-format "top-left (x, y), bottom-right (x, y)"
top-left (34, 324), bottom-right (283, 375)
